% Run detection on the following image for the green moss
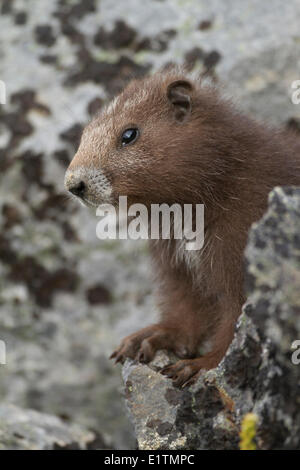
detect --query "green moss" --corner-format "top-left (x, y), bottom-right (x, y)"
top-left (93, 50), bottom-right (119, 63)
top-left (239, 413), bottom-right (258, 450)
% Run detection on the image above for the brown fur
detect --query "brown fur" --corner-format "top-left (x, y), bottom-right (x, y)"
top-left (65, 68), bottom-right (300, 387)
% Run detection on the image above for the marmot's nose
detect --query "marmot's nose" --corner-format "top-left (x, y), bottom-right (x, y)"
top-left (68, 180), bottom-right (86, 198)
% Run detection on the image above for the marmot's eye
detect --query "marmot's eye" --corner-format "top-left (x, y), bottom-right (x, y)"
top-left (121, 128), bottom-right (139, 146)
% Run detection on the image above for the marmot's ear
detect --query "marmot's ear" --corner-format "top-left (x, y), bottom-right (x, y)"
top-left (167, 80), bottom-right (192, 122)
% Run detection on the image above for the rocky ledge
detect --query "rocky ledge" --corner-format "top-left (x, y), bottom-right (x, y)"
top-left (0, 403), bottom-right (96, 450)
top-left (122, 186), bottom-right (300, 450)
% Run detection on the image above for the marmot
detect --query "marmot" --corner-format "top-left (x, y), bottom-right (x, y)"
top-left (65, 68), bottom-right (300, 387)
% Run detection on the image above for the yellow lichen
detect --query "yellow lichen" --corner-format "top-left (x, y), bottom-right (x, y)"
top-left (239, 413), bottom-right (258, 450)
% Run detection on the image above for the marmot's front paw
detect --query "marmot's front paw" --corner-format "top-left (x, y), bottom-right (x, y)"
top-left (110, 324), bottom-right (196, 365)
top-left (161, 354), bottom-right (220, 388)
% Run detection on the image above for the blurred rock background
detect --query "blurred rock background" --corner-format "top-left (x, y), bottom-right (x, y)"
top-left (0, 0), bottom-right (300, 449)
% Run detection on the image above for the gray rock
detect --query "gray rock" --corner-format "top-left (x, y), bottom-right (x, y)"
top-left (123, 187), bottom-right (300, 450)
top-left (0, 404), bottom-right (95, 450)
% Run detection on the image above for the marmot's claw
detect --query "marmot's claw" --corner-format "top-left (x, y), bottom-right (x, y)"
top-left (160, 358), bottom-right (207, 388)
top-left (136, 350), bottom-right (145, 363)
top-left (160, 365), bottom-right (174, 377)
top-left (182, 376), bottom-right (198, 388)
top-left (110, 350), bottom-right (126, 364)
top-left (114, 355), bottom-right (124, 364)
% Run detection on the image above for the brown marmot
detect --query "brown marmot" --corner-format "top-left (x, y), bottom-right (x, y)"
top-left (65, 67), bottom-right (300, 387)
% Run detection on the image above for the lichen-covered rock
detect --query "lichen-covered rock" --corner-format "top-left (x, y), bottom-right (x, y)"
top-left (0, 404), bottom-right (95, 450)
top-left (123, 187), bottom-right (300, 450)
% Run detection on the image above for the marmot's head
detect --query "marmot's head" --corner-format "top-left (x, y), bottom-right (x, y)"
top-left (65, 69), bottom-right (227, 208)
